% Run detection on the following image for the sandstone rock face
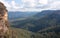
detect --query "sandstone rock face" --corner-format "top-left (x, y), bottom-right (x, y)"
top-left (0, 2), bottom-right (17, 38)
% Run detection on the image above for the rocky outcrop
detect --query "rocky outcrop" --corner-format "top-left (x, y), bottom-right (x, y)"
top-left (0, 2), bottom-right (17, 38)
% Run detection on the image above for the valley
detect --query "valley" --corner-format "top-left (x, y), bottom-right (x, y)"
top-left (9, 10), bottom-right (60, 38)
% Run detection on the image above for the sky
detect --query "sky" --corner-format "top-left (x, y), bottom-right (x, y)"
top-left (0, 0), bottom-right (60, 12)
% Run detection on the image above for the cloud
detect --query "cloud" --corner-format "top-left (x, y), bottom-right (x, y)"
top-left (0, 0), bottom-right (12, 10)
top-left (0, 0), bottom-right (22, 11)
top-left (22, 0), bottom-right (36, 8)
top-left (48, 1), bottom-right (60, 10)
top-left (18, 0), bottom-right (60, 11)
top-left (40, 1), bottom-right (60, 10)
top-left (0, 0), bottom-right (60, 12)
top-left (39, 0), bottom-right (48, 5)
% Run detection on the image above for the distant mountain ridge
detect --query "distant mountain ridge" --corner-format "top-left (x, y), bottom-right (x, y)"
top-left (8, 11), bottom-right (37, 20)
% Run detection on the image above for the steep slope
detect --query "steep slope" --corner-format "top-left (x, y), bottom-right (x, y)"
top-left (10, 27), bottom-right (32, 38)
top-left (37, 25), bottom-right (60, 38)
top-left (10, 27), bottom-right (45, 38)
top-left (38, 25), bottom-right (60, 33)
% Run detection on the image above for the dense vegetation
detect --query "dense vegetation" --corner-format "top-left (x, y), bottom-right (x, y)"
top-left (9, 10), bottom-right (60, 38)
top-left (10, 10), bottom-right (60, 32)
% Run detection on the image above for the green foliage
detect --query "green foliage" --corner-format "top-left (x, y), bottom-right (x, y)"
top-left (9, 10), bottom-right (60, 38)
